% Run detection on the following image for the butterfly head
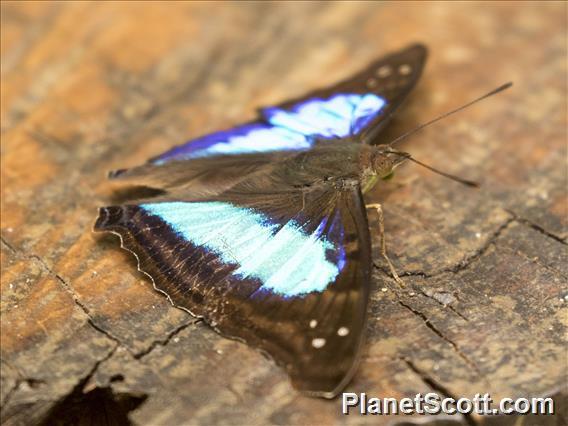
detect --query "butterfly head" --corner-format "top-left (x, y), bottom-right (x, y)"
top-left (362, 145), bottom-right (479, 189)
top-left (358, 146), bottom-right (410, 192)
top-left (364, 146), bottom-right (410, 177)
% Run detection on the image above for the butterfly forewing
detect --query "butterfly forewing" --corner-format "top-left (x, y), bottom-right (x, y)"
top-left (110, 44), bottom-right (426, 183)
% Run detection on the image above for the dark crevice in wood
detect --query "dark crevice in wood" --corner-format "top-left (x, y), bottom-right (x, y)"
top-left (445, 304), bottom-right (470, 322)
top-left (3, 224), bottom-right (206, 365)
top-left (397, 301), bottom-right (481, 375)
top-left (39, 386), bottom-right (147, 426)
top-left (133, 319), bottom-right (202, 360)
top-left (506, 210), bottom-right (567, 245)
top-left (0, 377), bottom-right (47, 413)
top-left (374, 215), bottom-right (516, 279)
top-left (1, 234), bottom-right (124, 347)
top-left (1, 345), bottom-right (119, 420)
top-left (0, 234), bottom-right (18, 254)
top-left (35, 346), bottom-right (147, 426)
top-left (402, 358), bottom-right (477, 426)
top-left (29, 254), bottom-right (124, 346)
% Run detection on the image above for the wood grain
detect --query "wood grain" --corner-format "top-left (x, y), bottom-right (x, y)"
top-left (1, 2), bottom-right (566, 425)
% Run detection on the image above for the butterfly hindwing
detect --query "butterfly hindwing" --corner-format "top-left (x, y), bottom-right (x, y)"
top-left (95, 176), bottom-right (371, 396)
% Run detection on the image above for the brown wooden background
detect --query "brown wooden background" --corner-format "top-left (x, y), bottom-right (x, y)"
top-left (1, 2), bottom-right (566, 425)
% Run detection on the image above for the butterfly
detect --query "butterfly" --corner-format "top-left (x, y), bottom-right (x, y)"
top-left (95, 44), bottom-right (428, 398)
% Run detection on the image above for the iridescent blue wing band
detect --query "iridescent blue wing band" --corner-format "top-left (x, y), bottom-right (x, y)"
top-left (262, 93), bottom-right (386, 139)
top-left (150, 122), bottom-right (308, 164)
top-left (151, 93), bottom-right (386, 165)
top-left (138, 201), bottom-right (342, 297)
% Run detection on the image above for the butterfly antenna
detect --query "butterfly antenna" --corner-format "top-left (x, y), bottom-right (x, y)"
top-left (388, 82), bottom-right (513, 147)
top-left (388, 150), bottom-right (479, 187)
top-left (406, 155), bottom-right (479, 187)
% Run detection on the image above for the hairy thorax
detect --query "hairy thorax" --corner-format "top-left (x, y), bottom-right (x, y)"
top-left (279, 141), bottom-right (407, 194)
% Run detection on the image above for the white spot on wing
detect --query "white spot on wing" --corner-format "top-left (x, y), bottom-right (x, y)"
top-left (312, 338), bottom-right (326, 348)
top-left (399, 64), bottom-right (412, 75)
top-left (337, 327), bottom-right (349, 336)
top-left (309, 320), bottom-right (317, 328)
top-left (377, 65), bottom-right (392, 78)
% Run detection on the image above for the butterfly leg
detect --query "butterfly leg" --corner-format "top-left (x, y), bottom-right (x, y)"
top-left (366, 203), bottom-right (405, 287)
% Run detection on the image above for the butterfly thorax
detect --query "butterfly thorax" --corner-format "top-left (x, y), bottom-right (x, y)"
top-left (276, 142), bottom-right (407, 195)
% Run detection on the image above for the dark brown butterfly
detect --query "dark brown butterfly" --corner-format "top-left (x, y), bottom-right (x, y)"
top-left (95, 45), bottom-right (429, 397)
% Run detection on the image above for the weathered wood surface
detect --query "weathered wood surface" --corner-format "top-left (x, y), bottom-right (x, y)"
top-left (1, 2), bottom-right (566, 425)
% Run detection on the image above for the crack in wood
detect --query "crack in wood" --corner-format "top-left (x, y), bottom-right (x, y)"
top-left (29, 254), bottom-right (124, 346)
top-left (397, 301), bottom-right (481, 375)
top-left (134, 319), bottom-right (202, 359)
top-left (1, 234), bottom-right (123, 346)
top-left (402, 357), bottom-right (477, 426)
top-left (445, 304), bottom-right (470, 322)
top-left (392, 216), bottom-right (516, 279)
top-left (0, 343), bottom-right (118, 416)
top-left (0, 377), bottom-right (47, 412)
top-left (372, 216), bottom-right (518, 325)
top-left (0, 234), bottom-right (18, 254)
top-left (4, 235), bottom-right (217, 370)
top-left (506, 210), bottom-right (567, 245)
